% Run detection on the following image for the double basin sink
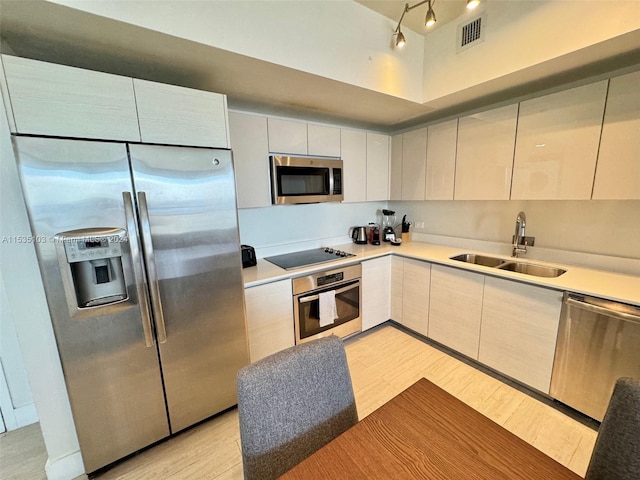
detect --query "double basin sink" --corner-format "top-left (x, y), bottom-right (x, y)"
top-left (450, 253), bottom-right (566, 278)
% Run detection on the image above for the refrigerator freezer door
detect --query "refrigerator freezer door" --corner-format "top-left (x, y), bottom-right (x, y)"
top-left (13, 137), bottom-right (170, 472)
top-left (129, 144), bottom-right (249, 433)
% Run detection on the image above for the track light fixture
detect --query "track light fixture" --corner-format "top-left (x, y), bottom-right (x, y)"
top-left (393, 0), bottom-right (481, 48)
top-left (393, 0), bottom-right (436, 49)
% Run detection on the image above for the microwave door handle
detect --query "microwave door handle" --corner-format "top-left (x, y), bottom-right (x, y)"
top-left (137, 192), bottom-right (168, 344)
top-left (299, 282), bottom-right (357, 303)
top-left (123, 192), bottom-right (155, 348)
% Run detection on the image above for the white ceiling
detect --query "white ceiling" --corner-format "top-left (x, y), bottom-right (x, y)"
top-left (1, 1), bottom-right (639, 133)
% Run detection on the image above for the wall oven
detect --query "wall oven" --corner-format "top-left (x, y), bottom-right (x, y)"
top-left (293, 264), bottom-right (361, 344)
top-left (270, 155), bottom-right (343, 205)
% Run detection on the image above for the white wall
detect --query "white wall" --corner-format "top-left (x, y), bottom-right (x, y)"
top-left (238, 201), bottom-right (386, 257)
top-left (48, 0), bottom-right (426, 102)
top-left (0, 95), bottom-right (85, 479)
top-left (422, 0), bottom-right (640, 106)
top-left (391, 199), bottom-right (640, 266)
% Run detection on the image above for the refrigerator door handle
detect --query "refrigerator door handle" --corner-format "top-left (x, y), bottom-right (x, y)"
top-left (138, 191), bottom-right (168, 343)
top-left (123, 192), bottom-right (155, 348)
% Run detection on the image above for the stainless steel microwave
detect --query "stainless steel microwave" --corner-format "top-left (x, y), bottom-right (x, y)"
top-left (270, 155), bottom-right (343, 205)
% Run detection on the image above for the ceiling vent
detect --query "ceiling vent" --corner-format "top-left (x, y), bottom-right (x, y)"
top-left (457, 13), bottom-right (485, 52)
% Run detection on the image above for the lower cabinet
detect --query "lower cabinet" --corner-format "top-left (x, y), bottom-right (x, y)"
top-left (244, 279), bottom-right (294, 362)
top-left (390, 256), bottom-right (404, 322)
top-left (399, 258), bottom-right (431, 336)
top-left (428, 265), bottom-right (484, 360)
top-left (361, 257), bottom-right (391, 331)
top-left (478, 277), bottom-right (563, 393)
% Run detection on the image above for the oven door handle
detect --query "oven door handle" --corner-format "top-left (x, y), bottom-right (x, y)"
top-left (298, 282), bottom-right (358, 304)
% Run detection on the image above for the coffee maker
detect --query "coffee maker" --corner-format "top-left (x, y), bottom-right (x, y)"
top-left (382, 209), bottom-right (396, 242)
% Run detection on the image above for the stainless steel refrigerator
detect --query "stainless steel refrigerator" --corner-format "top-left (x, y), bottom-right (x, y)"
top-left (13, 136), bottom-right (249, 473)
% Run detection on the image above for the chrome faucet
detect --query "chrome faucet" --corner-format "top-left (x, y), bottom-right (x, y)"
top-left (512, 211), bottom-right (527, 257)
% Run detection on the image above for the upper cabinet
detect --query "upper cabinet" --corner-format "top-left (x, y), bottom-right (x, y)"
top-left (389, 134), bottom-right (403, 201)
top-left (267, 118), bottom-right (308, 154)
top-left (455, 105), bottom-right (517, 200)
top-left (401, 127), bottom-right (428, 201)
top-left (228, 111), bottom-right (271, 208)
top-left (511, 81), bottom-right (607, 200)
top-left (366, 133), bottom-right (389, 201)
top-left (308, 124), bottom-right (340, 157)
top-left (425, 119), bottom-right (457, 200)
top-left (267, 118), bottom-right (341, 157)
top-left (133, 79), bottom-right (229, 148)
top-left (341, 128), bottom-right (367, 203)
top-left (2, 55), bottom-right (140, 142)
top-left (592, 71), bottom-right (640, 200)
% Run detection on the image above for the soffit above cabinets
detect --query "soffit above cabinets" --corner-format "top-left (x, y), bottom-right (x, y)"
top-left (1, 0), bottom-right (639, 133)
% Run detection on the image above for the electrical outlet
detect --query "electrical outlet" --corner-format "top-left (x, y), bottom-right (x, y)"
top-left (415, 221), bottom-right (425, 229)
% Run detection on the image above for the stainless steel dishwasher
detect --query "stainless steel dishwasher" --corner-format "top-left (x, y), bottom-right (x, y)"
top-left (550, 292), bottom-right (640, 421)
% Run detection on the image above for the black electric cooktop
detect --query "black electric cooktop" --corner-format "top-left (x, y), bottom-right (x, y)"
top-left (265, 247), bottom-right (355, 270)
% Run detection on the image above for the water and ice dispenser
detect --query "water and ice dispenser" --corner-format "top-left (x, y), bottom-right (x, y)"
top-left (56, 228), bottom-right (128, 308)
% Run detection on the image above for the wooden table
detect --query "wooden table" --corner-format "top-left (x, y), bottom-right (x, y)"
top-left (280, 378), bottom-right (582, 479)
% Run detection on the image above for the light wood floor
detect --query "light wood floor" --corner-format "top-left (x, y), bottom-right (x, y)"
top-left (0, 324), bottom-right (597, 479)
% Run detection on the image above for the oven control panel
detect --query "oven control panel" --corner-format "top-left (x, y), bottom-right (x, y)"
top-left (317, 272), bottom-right (344, 286)
top-left (292, 263), bottom-right (361, 295)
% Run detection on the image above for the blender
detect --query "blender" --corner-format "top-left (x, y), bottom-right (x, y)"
top-left (382, 209), bottom-right (396, 242)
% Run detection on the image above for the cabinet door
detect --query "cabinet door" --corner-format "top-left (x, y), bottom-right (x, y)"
top-left (390, 256), bottom-right (404, 322)
top-left (401, 128), bottom-right (427, 200)
top-left (479, 277), bottom-right (562, 393)
top-left (244, 280), bottom-right (294, 362)
top-left (308, 124), bottom-right (340, 157)
top-left (2, 55), bottom-right (139, 141)
top-left (341, 129), bottom-right (367, 203)
top-left (389, 134), bottom-right (403, 200)
top-left (511, 81), bottom-right (607, 200)
top-left (366, 133), bottom-right (390, 201)
top-left (592, 71), bottom-right (640, 200)
top-left (362, 256), bottom-right (391, 331)
top-left (228, 112), bottom-right (271, 208)
top-left (401, 258), bottom-right (431, 336)
top-left (267, 118), bottom-right (307, 154)
top-left (133, 79), bottom-right (229, 148)
top-left (428, 265), bottom-right (484, 359)
top-left (455, 104), bottom-right (517, 200)
top-left (425, 120), bottom-right (457, 200)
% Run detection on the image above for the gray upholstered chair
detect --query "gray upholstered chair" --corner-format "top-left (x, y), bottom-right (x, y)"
top-left (236, 335), bottom-right (358, 480)
top-left (585, 377), bottom-right (640, 480)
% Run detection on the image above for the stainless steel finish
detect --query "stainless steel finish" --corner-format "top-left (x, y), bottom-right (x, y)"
top-left (298, 282), bottom-right (359, 304)
top-left (123, 192), bottom-right (155, 347)
top-left (128, 144), bottom-right (249, 433)
top-left (449, 253), bottom-right (566, 278)
top-left (292, 264), bottom-right (362, 295)
top-left (293, 264), bottom-right (362, 344)
top-left (497, 262), bottom-right (566, 278)
top-left (449, 253), bottom-right (507, 268)
top-left (550, 292), bottom-right (640, 421)
top-left (136, 191), bottom-right (167, 344)
top-left (13, 136), bottom-right (249, 472)
top-left (14, 136), bottom-right (169, 472)
top-left (270, 155), bottom-right (343, 204)
top-left (512, 211), bottom-right (528, 257)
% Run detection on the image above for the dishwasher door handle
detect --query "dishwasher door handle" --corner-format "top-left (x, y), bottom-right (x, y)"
top-left (565, 297), bottom-right (640, 324)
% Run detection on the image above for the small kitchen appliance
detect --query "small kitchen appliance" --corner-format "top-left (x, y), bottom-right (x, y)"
top-left (368, 223), bottom-right (380, 245)
top-left (382, 209), bottom-right (397, 242)
top-left (241, 245), bottom-right (257, 268)
top-left (351, 226), bottom-right (368, 244)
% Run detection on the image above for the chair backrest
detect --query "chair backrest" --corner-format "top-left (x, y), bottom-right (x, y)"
top-left (236, 335), bottom-right (358, 480)
top-left (585, 377), bottom-right (640, 480)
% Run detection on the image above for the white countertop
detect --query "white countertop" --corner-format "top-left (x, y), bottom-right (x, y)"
top-left (242, 241), bottom-right (640, 306)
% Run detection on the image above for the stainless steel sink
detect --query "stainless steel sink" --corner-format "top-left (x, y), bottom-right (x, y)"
top-left (497, 262), bottom-right (566, 278)
top-left (449, 253), bottom-right (566, 278)
top-left (449, 253), bottom-right (507, 268)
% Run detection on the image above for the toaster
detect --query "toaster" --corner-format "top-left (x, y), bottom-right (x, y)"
top-left (241, 245), bottom-right (257, 268)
